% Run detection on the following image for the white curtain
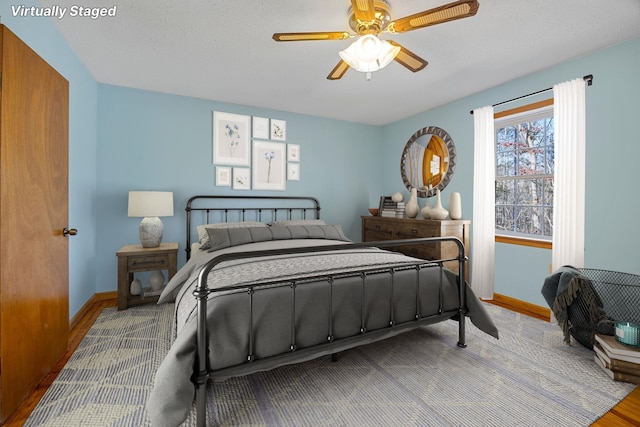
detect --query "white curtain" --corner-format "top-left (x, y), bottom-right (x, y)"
top-left (552, 78), bottom-right (586, 271)
top-left (472, 105), bottom-right (495, 299)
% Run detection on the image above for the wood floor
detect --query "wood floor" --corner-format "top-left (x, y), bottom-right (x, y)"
top-left (3, 296), bottom-right (639, 426)
top-left (3, 297), bottom-right (116, 427)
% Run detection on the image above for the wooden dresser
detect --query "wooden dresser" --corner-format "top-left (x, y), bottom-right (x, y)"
top-left (361, 216), bottom-right (471, 280)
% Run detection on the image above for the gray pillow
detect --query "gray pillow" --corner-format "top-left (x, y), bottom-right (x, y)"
top-left (276, 224), bottom-right (348, 241)
top-left (207, 224), bottom-right (350, 252)
top-left (197, 221), bottom-right (267, 250)
top-left (270, 219), bottom-right (326, 226)
top-left (207, 226), bottom-right (274, 252)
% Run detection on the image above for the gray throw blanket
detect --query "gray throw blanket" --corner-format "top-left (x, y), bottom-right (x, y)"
top-left (541, 265), bottom-right (614, 347)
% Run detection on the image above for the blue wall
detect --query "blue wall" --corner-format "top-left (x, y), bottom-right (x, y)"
top-left (6, 3), bottom-right (640, 316)
top-left (1, 2), bottom-right (99, 319)
top-left (95, 85), bottom-right (384, 293)
top-left (382, 37), bottom-right (640, 307)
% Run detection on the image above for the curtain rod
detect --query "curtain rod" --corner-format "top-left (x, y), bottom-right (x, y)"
top-left (469, 74), bottom-right (593, 114)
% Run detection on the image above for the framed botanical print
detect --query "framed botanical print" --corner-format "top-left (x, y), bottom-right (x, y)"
top-left (252, 116), bottom-right (269, 139)
top-left (287, 163), bottom-right (300, 181)
top-left (287, 144), bottom-right (300, 162)
top-left (213, 111), bottom-right (250, 165)
top-left (233, 167), bottom-right (251, 190)
top-left (270, 119), bottom-right (286, 141)
top-left (215, 166), bottom-right (231, 186)
top-left (252, 141), bottom-right (286, 191)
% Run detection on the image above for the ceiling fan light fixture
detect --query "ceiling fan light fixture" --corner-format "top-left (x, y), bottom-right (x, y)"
top-left (338, 43), bottom-right (361, 70)
top-left (378, 39), bottom-right (401, 68)
top-left (339, 34), bottom-right (400, 74)
top-left (355, 34), bottom-right (381, 62)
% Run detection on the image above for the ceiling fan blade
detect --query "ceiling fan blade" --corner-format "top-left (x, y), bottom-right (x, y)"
top-left (350, 0), bottom-right (376, 23)
top-left (273, 32), bottom-right (351, 42)
top-left (327, 60), bottom-right (350, 80)
top-left (387, 0), bottom-right (479, 34)
top-left (388, 41), bottom-right (428, 72)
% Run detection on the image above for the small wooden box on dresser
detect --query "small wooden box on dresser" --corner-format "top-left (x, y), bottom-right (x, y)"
top-left (361, 216), bottom-right (471, 281)
top-left (116, 242), bottom-right (178, 310)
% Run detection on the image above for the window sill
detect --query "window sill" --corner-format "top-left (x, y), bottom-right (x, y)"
top-left (495, 235), bottom-right (552, 249)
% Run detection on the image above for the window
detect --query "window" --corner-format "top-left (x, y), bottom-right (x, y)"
top-left (495, 99), bottom-right (554, 243)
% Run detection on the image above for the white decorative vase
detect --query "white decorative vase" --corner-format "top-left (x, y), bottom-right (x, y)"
top-left (404, 188), bottom-right (419, 218)
top-left (421, 199), bottom-right (432, 219)
top-left (149, 270), bottom-right (165, 291)
top-left (130, 278), bottom-right (142, 296)
top-left (449, 192), bottom-right (462, 220)
top-left (430, 189), bottom-right (449, 220)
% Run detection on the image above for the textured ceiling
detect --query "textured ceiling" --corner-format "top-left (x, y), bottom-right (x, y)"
top-left (41, 0), bottom-right (640, 125)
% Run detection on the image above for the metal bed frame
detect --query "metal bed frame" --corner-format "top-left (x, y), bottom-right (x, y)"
top-left (186, 195), bottom-right (321, 261)
top-left (184, 196), bottom-right (468, 427)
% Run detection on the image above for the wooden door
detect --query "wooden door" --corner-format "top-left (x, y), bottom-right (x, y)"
top-left (0, 25), bottom-right (69, 421)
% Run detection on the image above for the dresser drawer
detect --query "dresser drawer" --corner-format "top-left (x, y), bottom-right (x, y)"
top-left (364, 230), bottom-right (395, 242)
top-left (363, 220), bottom-right (395, 235)
top-left (128, 255), bottom-right (169, 271)
top-left (395, 222), bottom-right (438, 238)
top-left (397, 243), bottom-right (438, 260)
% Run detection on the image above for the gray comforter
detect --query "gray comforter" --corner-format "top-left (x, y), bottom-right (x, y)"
top-left (147, 239), bottom-right (498, 426)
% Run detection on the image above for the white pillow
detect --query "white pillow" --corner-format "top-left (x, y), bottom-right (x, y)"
top-left (196, 221), bottom-right (267, 250)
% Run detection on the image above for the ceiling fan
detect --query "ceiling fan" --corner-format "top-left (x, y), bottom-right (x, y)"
top-left (273, 0), bottom-right (479, 80)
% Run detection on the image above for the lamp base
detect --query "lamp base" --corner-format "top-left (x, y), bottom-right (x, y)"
top-left (139, 216), bottom-right (163, 248)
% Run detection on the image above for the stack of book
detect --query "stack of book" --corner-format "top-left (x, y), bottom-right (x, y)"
top-left (593, 333), bottom-right (640, 385)
top-left (378, 196), bottom-right (406, 218)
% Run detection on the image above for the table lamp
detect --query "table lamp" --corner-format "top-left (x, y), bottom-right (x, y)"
top-left (128, 191), bottom-right (174, 247)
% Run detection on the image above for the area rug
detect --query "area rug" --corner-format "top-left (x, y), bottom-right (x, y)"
top-left (25, 303), bottom-right (635, 426)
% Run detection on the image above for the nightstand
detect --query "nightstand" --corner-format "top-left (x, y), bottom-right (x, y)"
top-left (116, 242), bottom-right (178, 310)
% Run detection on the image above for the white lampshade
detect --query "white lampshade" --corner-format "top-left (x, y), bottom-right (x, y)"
top-left (128, 191), bottom-right (174, 247)
top-left (339, 35), bottom-right (400, 74)
top-left (128, 191), bottom-right (174, 217)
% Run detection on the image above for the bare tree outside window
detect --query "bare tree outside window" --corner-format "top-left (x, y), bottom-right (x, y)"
top-left (495, 106), bottom-right (554, 240)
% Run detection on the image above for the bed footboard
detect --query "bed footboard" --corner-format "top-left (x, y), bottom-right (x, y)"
top-left (193, 237), bottom-right (467, 427)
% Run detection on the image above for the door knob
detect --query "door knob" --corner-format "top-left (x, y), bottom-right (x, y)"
top-left (63, 228), bottom-right (78, 236)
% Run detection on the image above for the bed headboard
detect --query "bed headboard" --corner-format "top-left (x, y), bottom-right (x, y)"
top-left (185, 195), bottom-right (321, 260)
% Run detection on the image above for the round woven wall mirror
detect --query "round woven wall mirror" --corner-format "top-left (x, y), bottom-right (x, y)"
top-left (400, 126), bottom-right (456, 198)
